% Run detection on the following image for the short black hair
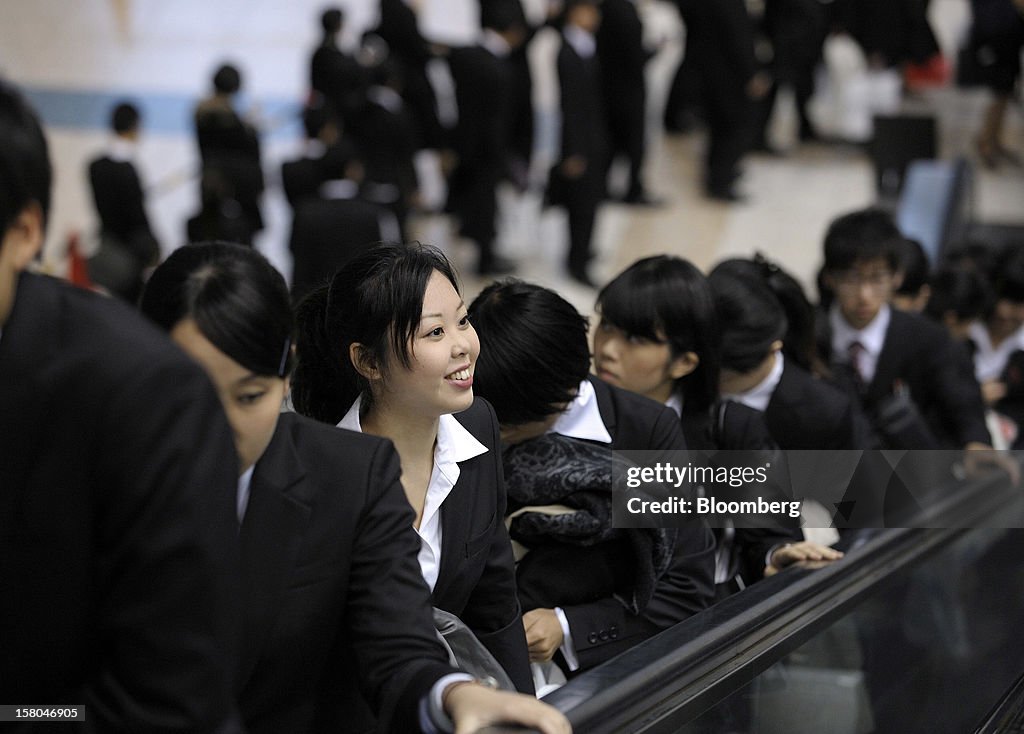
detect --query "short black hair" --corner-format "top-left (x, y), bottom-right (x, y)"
top-left (0, 79), bottom-right (52, 234)
top-left (823, 208), bottom-right (902, 273)
top-left (291, 242), bottom-right (460, 424)
top-left (597, 255), bottom-right (719, 413)
top-left (894, 238), bottom-right (929, 296)
top-left (708, 269), bottom-right (788, 375)
top-left (480, 0), bottom-right (526, 33)
top-left (991, 243), bottom-right (1024, 303)
top-left (925, 266), bottom-right (993, 323)
top-left (212, 64), bottom-right (242, 95)
top-left (468, 279), bottom-right (591, 427)
top-left (110, 102), bottom-right (140, 135)
top-left (140, 242), bottom-right (296, 377)
top-left (321, 7), bottom-right (344, 34)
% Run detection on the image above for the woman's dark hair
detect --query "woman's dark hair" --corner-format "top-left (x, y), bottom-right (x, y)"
top-left (0, 80), bottom-right (52, 232)
top-left (291, 242), bottom-right (460, 424)
top-left (321, 7), bottom-right (344, 35)
top-left (139, 241), bottom-right (295, 377)
top-left (468, 279), bottom-right (591, 427)
top-left (924, 266), bottom-right (993, 324)
top-left (708, 269), bottom-right (788, 375)
top-left (596, 255), bottom-right (719, 413)
top-left (712, 254), bottom-right (822, 375)
top-left (990, 242), bottom-right (1024, 304)
top-left (823, 208), bottom-right (902, 273)
top-left (894, 238), bottom-right (930, 297)
top-left (212, 64), bottom-right (242, 95)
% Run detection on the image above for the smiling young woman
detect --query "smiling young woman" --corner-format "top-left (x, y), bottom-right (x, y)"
top-left (292, 242), bottom-right (534, 696)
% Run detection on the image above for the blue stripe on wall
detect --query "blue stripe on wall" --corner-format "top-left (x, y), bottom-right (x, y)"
top-left (23, 86), bottom-right (302, 139)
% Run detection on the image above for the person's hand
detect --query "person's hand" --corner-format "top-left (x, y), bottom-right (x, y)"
top-left (764, 541), bottom-right (844, 577)
top-left (963, 442), bottom-right (1021, 486)
top-left (560, 155), bottom-right (587, 179)
top-left (444, 682), bottom-right (572, 734)
top-left (523, 608), bottom-right (564, 662)
top-left (982, 379), bottom-right (1007, 405)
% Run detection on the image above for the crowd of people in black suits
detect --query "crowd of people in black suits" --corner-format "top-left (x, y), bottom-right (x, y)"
top-left (4, 0), bottom-right (1024, 731)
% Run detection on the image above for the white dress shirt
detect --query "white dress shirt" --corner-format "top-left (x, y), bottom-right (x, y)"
top-left (830, 304), bottom-right (891, 385)
top-left (338, 395), bottom-right (487, 592)
top-left (969, 321), bottom-right (1024, 384)
top-left (722, 351), bottom-right (786, 413)
top-left (236, 464), bottom-right (255, 524)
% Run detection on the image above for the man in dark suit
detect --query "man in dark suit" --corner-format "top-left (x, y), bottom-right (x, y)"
top-left (281, 102), bottom-right (341, 213)
top-left (818, 209), bottom-right (992, 451)
top-left (309, 7), bottom-right (364, 125)
top-left (87, 101), bottom-right (160, 302)
top-left (288, 147), bottom-right (396, 302)
top-left (0, 80), bottom-right (243, 733)
top-left (447, 0), bottom-right (526, 275)
top-left (676, 0), bottom-right (769, 201)
top-left (555, 0), bottom-right (607, 286)
top-left (596, 0), bottom-right (659, 204)
top-left (469, 280), bottom-right (715, 673)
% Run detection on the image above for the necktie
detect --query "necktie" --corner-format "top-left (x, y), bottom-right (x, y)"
top-left (848, 340), bottom-right (867, 390)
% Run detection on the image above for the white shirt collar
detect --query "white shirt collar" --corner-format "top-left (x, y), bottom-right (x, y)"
top-left (830, 303), bottom-right (890, 360)
top-left (480, 28), bottom-right (511, 58)
top-left (969, 321), bottom-right (1024, 383)
top-left (722, 351), bottom-right (785, 412)
top-left (564, 25), bottom-right (596, 59)
top-left (107, 136), bottom-right (136, 163)
top-left (337, 395), bottom-right (488, 591)
top-left (548, 379), bottom-right (613, 444)
top-left (237, 464), bottom-right (255, 524)
top-left (665, 390), bottom-right (684, 417)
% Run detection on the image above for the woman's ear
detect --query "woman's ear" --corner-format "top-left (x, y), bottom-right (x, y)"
top-left (669, 351), bottom-right (699, 380)
top-left (349, 342), bottom-right (382, 381)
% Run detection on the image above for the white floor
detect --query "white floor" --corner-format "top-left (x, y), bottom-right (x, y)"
top-left (2, 0), bottom-right (1021, 318)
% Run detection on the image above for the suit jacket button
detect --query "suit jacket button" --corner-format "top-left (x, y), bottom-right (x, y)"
top-left (599, 630), bottom-right (609, 641)
top-left (587, 632), bottom-right (598, 644)
top-left (610, 626), bottom-right (619, 639)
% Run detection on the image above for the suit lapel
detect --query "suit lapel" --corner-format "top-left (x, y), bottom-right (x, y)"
top-left (866, 313), bottom-right (903, 402)
top-left (238, 417), bottom-right (315, 684)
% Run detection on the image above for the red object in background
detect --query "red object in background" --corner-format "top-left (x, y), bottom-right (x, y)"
top-left (904, 54), bottom-right (951, 90)
top-left (66, 231), bottom-right (93, 289)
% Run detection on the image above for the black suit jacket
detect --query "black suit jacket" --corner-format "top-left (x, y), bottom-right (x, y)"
top-left (557, 40), bottom-right (606, 167)
top-left (88, 154), bottom-right (158, 262)
top-left (765, 359), bottom-right (872, 450)
top-left (820, 309), bottom-right (991, 448)
top-left (237, 412), bottom-right (456, 733)
top-left (0, 273), bottom-right (242, 733)
top-left (434, 398), bottom-right (535, 694)
top-left (288, 195), bottom-right (387, 303)
top-left (521, 377), bottom-right (715, 670)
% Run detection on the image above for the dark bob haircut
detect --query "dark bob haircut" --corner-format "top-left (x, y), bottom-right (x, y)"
top-left (468, 279), bottom-right (591, 427)
top-left (712, 255), bottom-right (820, 375)
top-left (708, 269), bottom-right (788, 375)
top-left (925, 266), bottom-right (993, 324)
top-left (0, 79), bottom-right (52, 233)
top-left (596, 255), bottom-right (719, 413)
top-left (823, 208), bottom-right (903, 274)
top-left (140, 241), bottom-right (295, 378)
top-left (291, 242), bottom-right (460, 424)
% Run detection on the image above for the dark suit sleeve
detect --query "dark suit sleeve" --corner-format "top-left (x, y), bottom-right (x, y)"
top-left (925, 328), bottom-right (991, 446)
top-left (346, 440), bottom-right (459, 732)
top-left (90, 357), bottom-right (243, 733)
top-left (558, 47), bottom-right (589, 162)
top-left (460, 402), bottom-right (535, 694)
top-left (712, 0), bottom-right (759, 82)
top-left (561, 522), bottom-right (716, 670)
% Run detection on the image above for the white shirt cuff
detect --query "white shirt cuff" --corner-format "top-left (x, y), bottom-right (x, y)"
top-left (425, 673), bottom-right (475, 733)
top-left (553, 606), bottom-right (580, 672)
